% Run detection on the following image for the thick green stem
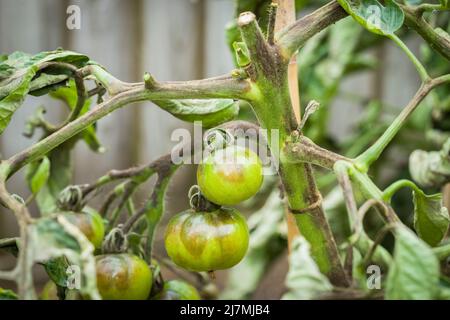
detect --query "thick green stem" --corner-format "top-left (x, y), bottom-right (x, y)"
top-left (238, 11), bottom-right (347, 286)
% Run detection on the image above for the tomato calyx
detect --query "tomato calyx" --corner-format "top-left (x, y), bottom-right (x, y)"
top-left (57, 185), bottom-right (84, 212)
top-left (101, 227), bottom-right (128, 254)
top-left (149, 259), bottom-right (165, 298)
top-left (188, 185), bottom-right (220, 212)
top-left (203, 128), bottom-right (234, 152)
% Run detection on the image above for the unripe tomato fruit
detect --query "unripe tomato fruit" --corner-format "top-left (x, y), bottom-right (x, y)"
top-left (39, 281), bottom-right (58, 300)
top-left (61, 208), bottom-right (105, 248)
top-left (164, 208), bottom-right (249, 272)
top-left (96, 254), bottom-right (152, 300)
top-left (153, 280), bottom-right (201, 300)
top-left (197, 146), bottom-right (263, 205)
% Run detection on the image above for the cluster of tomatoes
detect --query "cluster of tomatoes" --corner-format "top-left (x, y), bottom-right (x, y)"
top-left (165, 144), bottom-right (263, 272)
top-left (42, 138), bottom-right (263, 300)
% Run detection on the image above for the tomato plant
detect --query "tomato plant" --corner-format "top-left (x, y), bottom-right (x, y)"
top-left (0, 0), bottom-right (450, 301)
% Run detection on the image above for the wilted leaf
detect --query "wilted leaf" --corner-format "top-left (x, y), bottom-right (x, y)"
top-left (26, 156), bottom-right (51, 194)
top-left (385, 225), bottom-right (440, 299)
top-left (337, 0), bottom-right (404, 36)
top-left (29, 73), bottom-right (69, 96)
top-left (0, 50), bottom-right (88, 134)
top-left (153, 99), bottom-right (239, 128)
top-left (34, 217), bottom-right (81, 253)
top-left (29, 216), bottom-right (100, 299)
top-left (282, 236), bottom-right (333, 300)
top-left (413, 190), bottom-right (449, 247)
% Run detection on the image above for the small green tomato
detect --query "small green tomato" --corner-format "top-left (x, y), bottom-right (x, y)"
top-left (197, 146), bottom-right (263, 205)
top-left (95, 254), bottom-right (152, 300)
top-left (164, 207), bottom-right (249, 272)
top-left (153, 280), bottom-right (201, 300)
top-left (61, 208), bottom-right (105, 248)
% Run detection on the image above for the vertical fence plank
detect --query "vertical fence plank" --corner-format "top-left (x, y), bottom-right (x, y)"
top-left (138, 0), bottom-right (207, 255)
top-left (203, 0), bottom-right (235, 77)
top-left (0, 0), bottom-right (67, 237)
top-left (65, 0), bottom-right (141, 185)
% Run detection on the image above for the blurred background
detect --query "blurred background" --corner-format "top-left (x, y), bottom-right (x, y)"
top-left (1, 0), bottom-right (444, 299)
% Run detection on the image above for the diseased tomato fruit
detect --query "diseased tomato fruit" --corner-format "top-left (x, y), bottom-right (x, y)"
top-left (164, 207), bottom-right (249, 272)
top-left (197, 146), bottom-right (263, 205)
top-left (61, 208), bottom-right (105, 248)
top-left (153, 280), bottom-right (201, 300)
top-left (96, 254), bottom-right (152, 300)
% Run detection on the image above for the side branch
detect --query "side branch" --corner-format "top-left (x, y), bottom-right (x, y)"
top-left (284, 136), bottom-right (352, 170)
top-left (401, 4), bottom-right (450, 61)
top-left (276, 0), bottom-right (347, 59)
top-left (4, 76), bottom-right (250, 177)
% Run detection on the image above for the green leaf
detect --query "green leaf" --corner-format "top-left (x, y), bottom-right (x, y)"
top-left (0, 50), bottom-right (88, 134)
top-left (282, 236), bottom-right (333, 300)
top-left (26, 156), bottom-right (51, 194)
top-left (36, 142), bottom-right (73, 215)
top-left (153, 99), bottom-right (239, 128)
top-left (386, 225), bottom-right (440, 300)
top-left (0, 288), bottom-right (18, 300)
top-left (337, 0), bottom-right (405, 36)
top-left (440, 0), bottom-right (449, 8)
top-left (29, 73), bottom-right (69, 96)
top-left (413, 190), bottom-right (450, 247)
top-left (233, 42), bottom-right (251, 67)
top-left (44, 256), bottom-right (71, 287)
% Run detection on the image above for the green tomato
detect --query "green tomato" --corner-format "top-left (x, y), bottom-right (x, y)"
top-left (197, 146), bottom-right (263, 205)
top-left (61, 208), bottom-right (105, 248)
top-left (40, 281), bottom-right (82, 300)
top-left (96, 254), bottom-right (152, 300)
top-left (39, 281), bottom-right (58, 300)
top-left (164, 207), bottom-right (249, 272)
top-left (153, 280), bottom-right (201, 300)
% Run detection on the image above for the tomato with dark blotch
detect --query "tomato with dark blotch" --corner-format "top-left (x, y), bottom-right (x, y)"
top-left (153, 280), bottom-right (201, 300)
top-left (96, 254), bottom-right (152, 300)
top-left (197, 146), bottom-right (263, 205)
top-left (61, 208), bottom-right (105, 248)
top-left (164, 208), bottom-right (249, 272)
